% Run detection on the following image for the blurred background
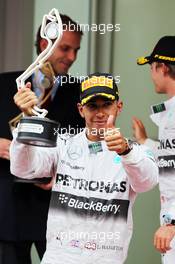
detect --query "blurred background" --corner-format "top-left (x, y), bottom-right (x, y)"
top-left (1, 0), bottom-right (175, 263)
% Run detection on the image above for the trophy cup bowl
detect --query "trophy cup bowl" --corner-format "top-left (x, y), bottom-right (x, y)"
top-left (16, 8), bottom-right (63, 147)
top-left (17, 116), bottom-right (59, 147)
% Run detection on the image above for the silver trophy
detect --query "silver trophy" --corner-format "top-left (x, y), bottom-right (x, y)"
top-left (16, 8), bottom-right (63, 147)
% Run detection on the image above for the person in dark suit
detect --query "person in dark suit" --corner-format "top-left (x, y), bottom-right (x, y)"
top-left (0, 13), bottom-right (84, 264)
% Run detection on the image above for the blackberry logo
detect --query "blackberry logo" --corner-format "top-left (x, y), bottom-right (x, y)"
top-left (53, 192), bottom-right (129, 220)
top-left (68, 198), bottom-right (120, 214)
top-left (59, 194), bottom-right (68, 204)
top-left (158, 155), bottom-right (175, 169)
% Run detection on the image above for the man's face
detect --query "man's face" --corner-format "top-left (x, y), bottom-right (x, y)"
top-left (78, 97), bottom-right (122, 141)
top-left (150, 62), bottom-right (166, 94)
top-left (41, 30), bottom-right (81, 75)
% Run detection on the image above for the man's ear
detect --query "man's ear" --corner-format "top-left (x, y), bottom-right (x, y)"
top-left (117, 100), bottom-right (123, 113)
top-left (77, 103), bottom-right (85, 118)
top-left (162, 63), bottom-right (170, 76)
top-left (40, 39), bottom-right (48, 52)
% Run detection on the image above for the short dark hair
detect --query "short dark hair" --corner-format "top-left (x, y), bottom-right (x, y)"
top-left (35, 13), bottom-right (83, 55)
top-left (156, 62), bottom-right (175, 80)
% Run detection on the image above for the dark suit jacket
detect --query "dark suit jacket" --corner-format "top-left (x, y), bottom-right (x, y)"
top-left (0, 71), bottom-right (85, 241)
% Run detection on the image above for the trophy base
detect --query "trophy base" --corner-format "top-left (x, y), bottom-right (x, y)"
top-left (17, 116), bottom-right (60, 147)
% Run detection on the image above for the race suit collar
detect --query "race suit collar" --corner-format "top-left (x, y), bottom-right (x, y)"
top-left (150, 95), bottom-right (175, 126)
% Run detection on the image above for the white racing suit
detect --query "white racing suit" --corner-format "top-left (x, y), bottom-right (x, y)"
top-left (145, 96), bottom-right (175, 264)
top-left (10, 129), bottom-right (158, 264)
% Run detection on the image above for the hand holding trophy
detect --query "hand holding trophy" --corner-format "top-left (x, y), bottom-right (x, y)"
top-left (16, 8), bottom-right (63, 147)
